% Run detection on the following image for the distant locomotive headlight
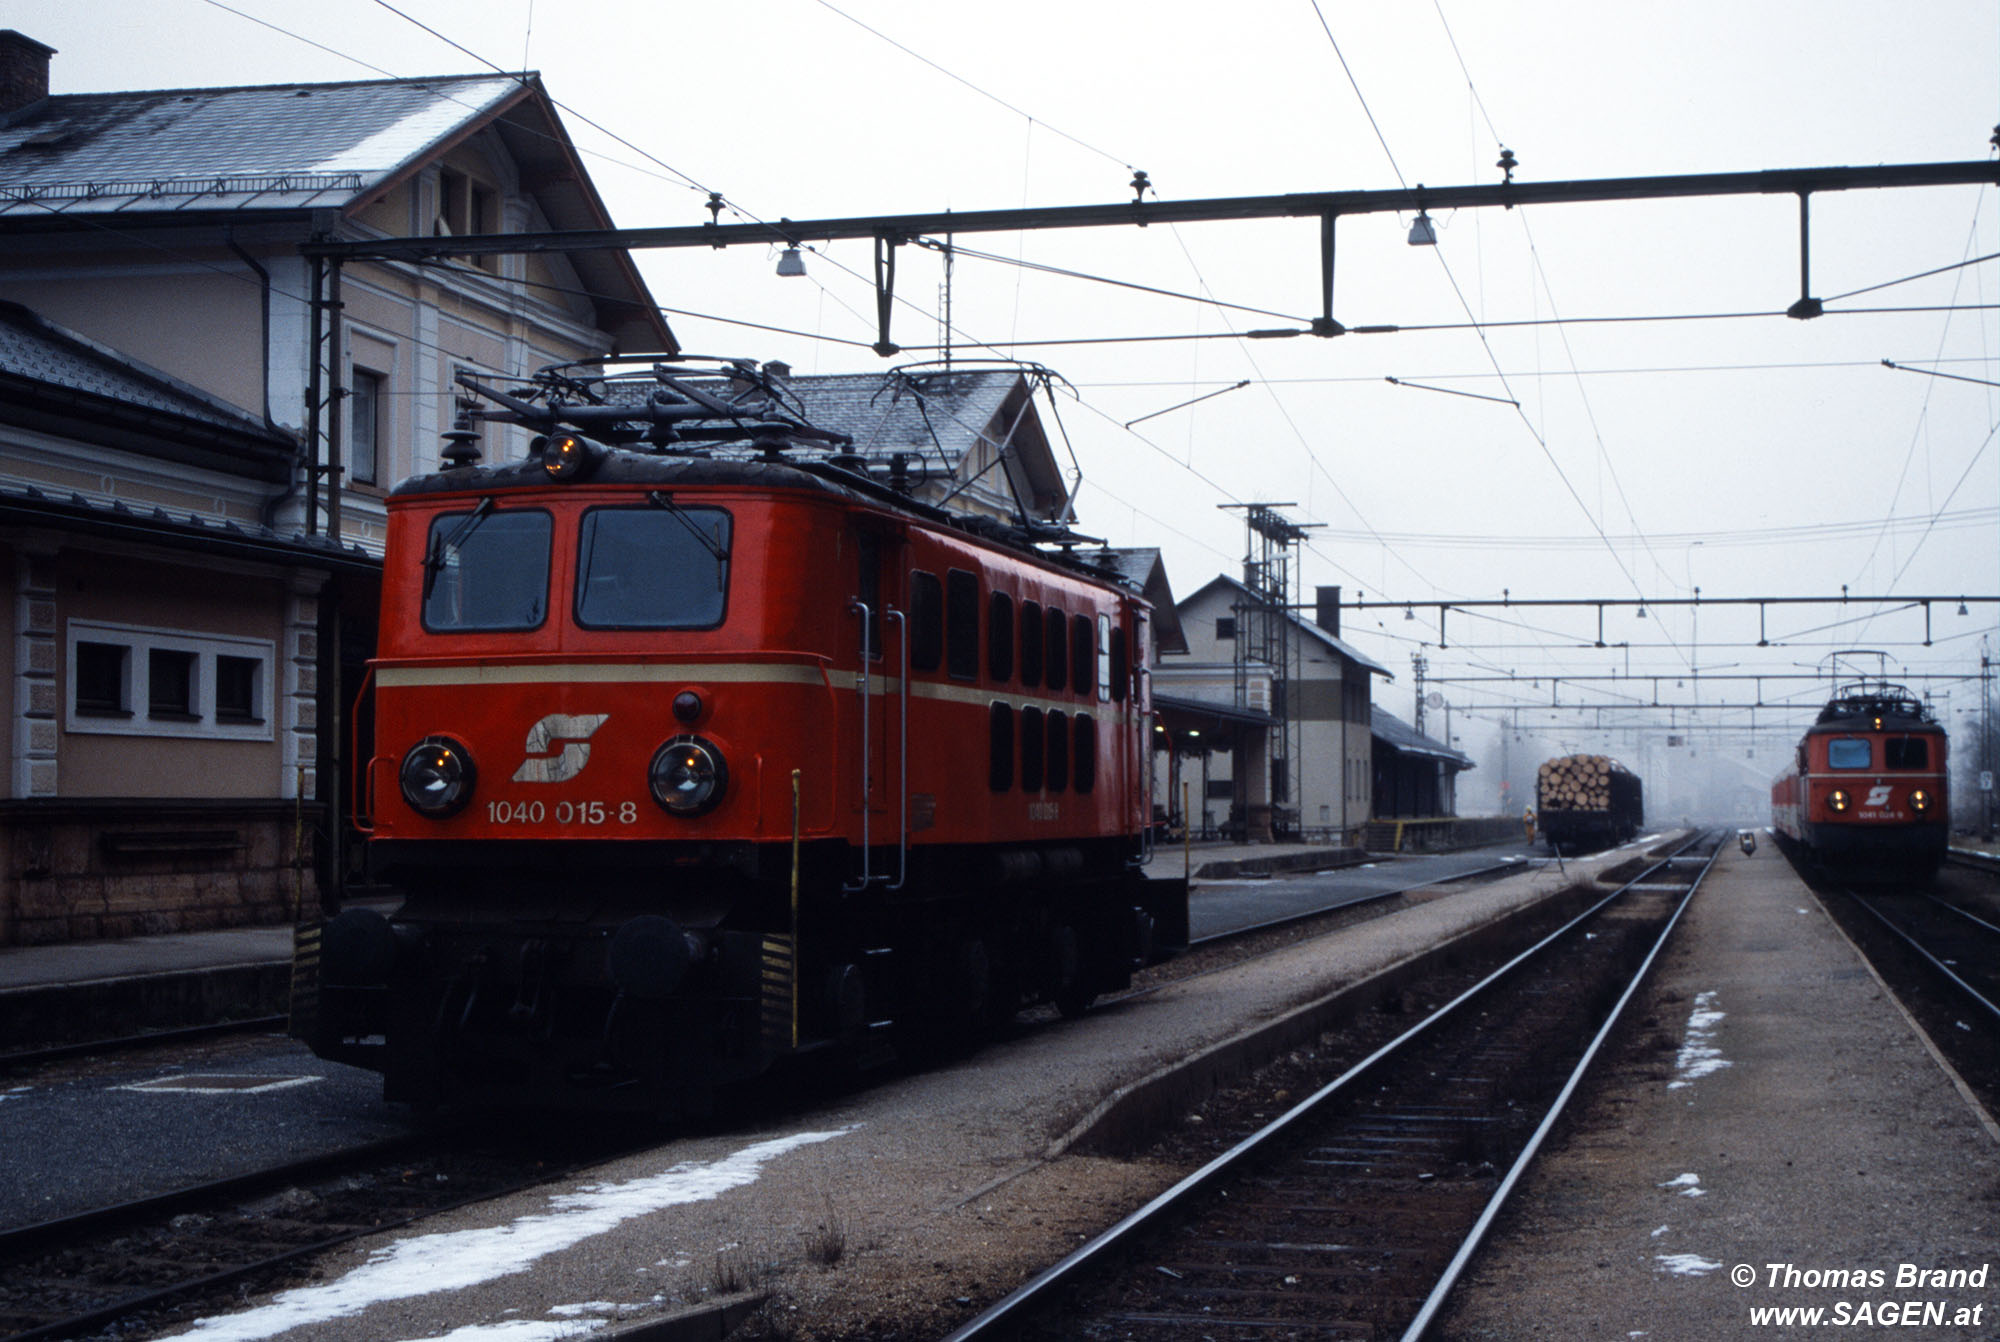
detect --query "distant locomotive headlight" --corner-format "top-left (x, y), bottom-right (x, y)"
top-left (400, 736), bottom-right (476, 817)
top-left (650, 735), bottom-right (727, 816)
top-left (1827, 788), bottom-right (1850, 812)
top-left (1909, 788), bottom-right (1930, 812)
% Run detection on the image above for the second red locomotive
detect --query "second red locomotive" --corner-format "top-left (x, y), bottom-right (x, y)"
top-left (291, 360), bottom-right (1187, 1114)
top-left (1771, 673), bottom-right (1949, 879)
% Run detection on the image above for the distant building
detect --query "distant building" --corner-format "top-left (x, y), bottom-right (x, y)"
top-left (1155, 575), bottom-right (1390, 840)
top-left (1371, 706), bottom-right (1474, 819)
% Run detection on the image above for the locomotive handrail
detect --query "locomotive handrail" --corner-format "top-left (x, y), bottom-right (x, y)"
top-left (886, 607), bottom-right (909, 893)
top-left (847, 599), bottom-right (873, 892)
top-left (348, 664), bottom-right (376, 835)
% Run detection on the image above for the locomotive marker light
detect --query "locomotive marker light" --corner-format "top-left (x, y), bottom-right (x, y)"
top-left (650, 735), bottom-right (727, 816)
top-left (400, 736), bottom-right (476, 817)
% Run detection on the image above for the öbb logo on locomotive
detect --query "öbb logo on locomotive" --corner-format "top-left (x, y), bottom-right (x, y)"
top-left (295, 356), bottom-right (1191, 1117)
top-left (510, 712), bottom-right (611, 784)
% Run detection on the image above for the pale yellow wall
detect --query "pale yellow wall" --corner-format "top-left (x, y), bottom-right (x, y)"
top-left (56, 551), bottom-right (287, 798)
top-left (3, 266), bottom-right (265, 417)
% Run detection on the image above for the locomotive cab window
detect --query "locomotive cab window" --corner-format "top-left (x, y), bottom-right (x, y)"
top-left (1108, 624), bottom-right (1128, 702)
top-left (422, 507), bottom-right (552, 632)
top-left (574, 505), bottom-right (731, 629)
top-left (1827, 737), bottom-right (1872, 770)
top-left (1886, 737), bottom-right (1929, 768)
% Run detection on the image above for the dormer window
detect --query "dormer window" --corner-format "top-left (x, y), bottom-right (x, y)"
top-left (436, 167), bottom-right (499, 270)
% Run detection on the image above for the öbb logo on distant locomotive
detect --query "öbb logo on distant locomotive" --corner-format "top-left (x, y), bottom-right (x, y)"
top-left (1863, 785), bottom-right (1893, 809)
top-left (512, 713), bottom-right (611, 784)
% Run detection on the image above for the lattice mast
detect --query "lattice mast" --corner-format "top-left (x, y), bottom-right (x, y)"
top-left (1224, 503), bottom-right (1319, 835)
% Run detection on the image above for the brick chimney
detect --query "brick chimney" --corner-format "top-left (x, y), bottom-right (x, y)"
top-left (0, 32), bottom-right (55, 117)
top-left (1315, 585), bottom-right (1342, 638)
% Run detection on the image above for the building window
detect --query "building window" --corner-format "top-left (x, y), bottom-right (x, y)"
top-left (349, 367), bottom-right (382, 486)
top-left (1216, 617), bottom-right (1236, 641)
top-left (73, 641), bottom-right (129, 717)
top-left (148, 648), bottom-right (198, 720)
top-left (66, 621), bottom-right (275, 741)
top-left (215, 655), bottom-right (264, 724)
top-left (437, 168), bottom-right (500, 270)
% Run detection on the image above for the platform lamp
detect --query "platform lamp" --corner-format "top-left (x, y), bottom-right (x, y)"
top-left (775, 246), bottom-right (807, 278)
top-left (1407, 211), bottom-right (1437, 246)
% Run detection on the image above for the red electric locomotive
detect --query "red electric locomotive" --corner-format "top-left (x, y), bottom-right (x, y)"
top-left (292, 360), bottom-right (1188, 1114)
top-left (1771, 673), bottom-right (1949, 879)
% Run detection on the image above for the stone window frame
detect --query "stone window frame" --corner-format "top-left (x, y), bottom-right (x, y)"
top-left (64, 619), bottom-right (276, 742)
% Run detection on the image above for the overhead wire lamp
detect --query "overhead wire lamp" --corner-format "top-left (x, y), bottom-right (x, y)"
top-left (1407, 211), bottom-right (1437, 246)
top-left (775, 245), bottom-right (807, 277)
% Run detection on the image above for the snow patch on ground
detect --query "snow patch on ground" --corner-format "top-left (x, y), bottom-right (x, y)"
top-left (1668, 990), bottom-right (1731, 1089)
top-left (171, 1127), bottom-right (854, 1341)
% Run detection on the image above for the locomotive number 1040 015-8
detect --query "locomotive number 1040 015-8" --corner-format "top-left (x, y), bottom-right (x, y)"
top-left (486, 798), bottom-right (641, 827)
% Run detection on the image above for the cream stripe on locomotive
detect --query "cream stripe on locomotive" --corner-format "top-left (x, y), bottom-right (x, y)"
top-left (375, 662), bottom-right (1138, 722)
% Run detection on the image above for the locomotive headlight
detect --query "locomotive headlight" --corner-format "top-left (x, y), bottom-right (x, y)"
top-left (538, 432), bottom-right (605, 481)
top-left (400, 736), bottom-right (476, 817)
top-left (649, 735), bottom-right (727, 816)
top-left (1910, 789), bottom-right (1931, 812)
top-left (1827, 788), bottom-right (1850, 812)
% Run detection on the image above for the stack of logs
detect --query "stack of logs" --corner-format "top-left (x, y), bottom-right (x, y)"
top-left (1537, 754), bottom-right (1621, 811)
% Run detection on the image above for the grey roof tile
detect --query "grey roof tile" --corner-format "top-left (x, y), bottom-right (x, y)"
top-left (0, 74), bottom-right (523, 216)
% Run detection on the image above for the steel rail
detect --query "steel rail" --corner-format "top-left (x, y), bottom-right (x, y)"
top-left (943, 831), bottom-right (1715, 1341)
top-left (1844, 889), bottom-right (2000, 1027)
top-left (0, 1013), bottom-right (287, 1074)
top-left (1400, 836), bottom-right (1719, 1340)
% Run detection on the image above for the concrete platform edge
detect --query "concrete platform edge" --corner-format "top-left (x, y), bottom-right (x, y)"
top-left (0, 961), bottom-right (291, 1050)
top-left (1806, 887), bottom-right (2000, 1147)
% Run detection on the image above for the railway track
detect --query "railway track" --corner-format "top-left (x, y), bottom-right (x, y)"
top-left (943, 831), bottom-right (1722, 1342)
top-left (1817, 867), bottom-right (2000, 1113)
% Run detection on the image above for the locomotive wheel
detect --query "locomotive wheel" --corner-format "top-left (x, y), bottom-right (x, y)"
top-left (1050, 924), bottom-right (1095, 1019)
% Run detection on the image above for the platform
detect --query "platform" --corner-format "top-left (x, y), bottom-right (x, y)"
top-left (1441, 836), bottom-right (2000, 1338)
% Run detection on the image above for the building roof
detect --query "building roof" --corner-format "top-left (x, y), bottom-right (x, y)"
top-left (0, 73), bottom-right (526, 217)
top-left (1182, 573), bottom-right (1393, 678)
top-left (0, 68), bottom-right (673, 353)
top-left (780, 366), bottom-right (1071, 522)
top-left (1095, 547), bottom-right (1188, 653)
top-left (1371, 705), bottom-right (1474, 769)
top-left (0, 300), bottom-right (294, 479)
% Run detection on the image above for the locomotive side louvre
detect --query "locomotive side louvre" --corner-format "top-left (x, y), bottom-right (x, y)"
top-left (302, 445), bottom-right (1185, 1114)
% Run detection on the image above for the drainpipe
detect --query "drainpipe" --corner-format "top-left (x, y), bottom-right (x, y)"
top-left (229, 236), bottom-right (305, 533)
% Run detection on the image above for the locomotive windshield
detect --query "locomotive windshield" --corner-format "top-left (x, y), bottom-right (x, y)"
top-left (1826, 738), bottom-right (1871, 770)
top-left (574, 504), bottom-right (731, 629)
top-left (421, 507), bottom-right (552, 632)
